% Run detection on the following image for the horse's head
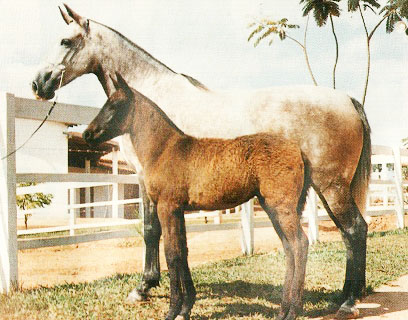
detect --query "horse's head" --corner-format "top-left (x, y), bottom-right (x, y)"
top-left (32, 4), bottom-right (95, 100)
top-left (83, 73), bottom-right (134, 146)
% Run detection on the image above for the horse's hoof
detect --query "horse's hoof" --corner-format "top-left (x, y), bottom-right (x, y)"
top-left (125, 289), bottom-right (149, 303)
top-left (175, 316), bottom-right (186, 320)
top-left (335, 304), bottom-right (359, 319)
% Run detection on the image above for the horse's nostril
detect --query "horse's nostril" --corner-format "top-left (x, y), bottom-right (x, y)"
top-left (31, 81), bottom-right (38, 93)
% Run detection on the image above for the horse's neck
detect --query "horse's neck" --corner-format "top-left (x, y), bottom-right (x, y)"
top-left (129, 92), bottom-right (185, 169)
top-left (92, 22), bottom-right (199, 100)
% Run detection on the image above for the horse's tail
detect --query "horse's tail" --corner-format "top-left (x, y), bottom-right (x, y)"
top-left (350, 97), bottom-right (371, 215)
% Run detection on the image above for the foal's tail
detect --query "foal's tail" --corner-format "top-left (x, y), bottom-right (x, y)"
top-left (350, 97), bottom-right (372, 215)
top-left (297, 153), bottom-right (313, 215)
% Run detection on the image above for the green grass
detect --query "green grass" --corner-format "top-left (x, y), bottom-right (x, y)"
top-left (2, 228), bottom-right (408, 320)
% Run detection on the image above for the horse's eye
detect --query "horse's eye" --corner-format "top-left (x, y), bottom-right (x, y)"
top-left (60, 38), bottom-right (72, 47)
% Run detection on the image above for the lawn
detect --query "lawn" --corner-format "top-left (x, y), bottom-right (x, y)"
top-left (1, 228), bottom-right (408, 320)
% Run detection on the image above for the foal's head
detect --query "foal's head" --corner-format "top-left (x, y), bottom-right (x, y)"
top-left (83, 73), bottom-right (134, 146)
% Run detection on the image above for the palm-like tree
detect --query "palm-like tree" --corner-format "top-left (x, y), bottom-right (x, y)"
top-left (300, 0), bottom-right (341, 89)
top-left (248, 17), bottom-right (319, 86)
top-left (348, 0), bottom-right (408, 106)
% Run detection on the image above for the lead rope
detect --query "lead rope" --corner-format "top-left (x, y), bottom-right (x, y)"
top-left (1, 70), bottom-right (65, 161)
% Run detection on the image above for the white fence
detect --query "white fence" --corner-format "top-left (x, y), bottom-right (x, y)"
top-left (1, 93), bottom-right (407, 293)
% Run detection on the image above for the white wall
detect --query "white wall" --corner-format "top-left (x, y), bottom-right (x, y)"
top-left (15, 119), bottom-right (68, 173)
top-left (16, 119), bottom-right (68, 217)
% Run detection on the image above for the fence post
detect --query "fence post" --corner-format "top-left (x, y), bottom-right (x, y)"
top-left (69, 188), bottom-right (76, 236)
top-left (0, 92), bottom-right (18, 293)
top-left (214, 210), bottom-right (222, 224)
top-left (240, 199), bottom-right (254, 255)
top-left (392, 146), bottom-right (405, 228)
top-left (306, 188), bottom-right (319, 244)
top-left (112, 149), bottom-right (119, 219)
top-left (84, 159), bottom-right (91, 217)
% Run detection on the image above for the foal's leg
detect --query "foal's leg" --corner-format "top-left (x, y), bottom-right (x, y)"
top-left (158, 203), bottom-right (195, 320)
top-left (178, 213), bottom-right (196, 320)
top-left (318, 182), bottom-right (367, 319)
top-left (128, 181), bottom-right (162, 302)
top-left (259, 197), bottom-right (309, 320)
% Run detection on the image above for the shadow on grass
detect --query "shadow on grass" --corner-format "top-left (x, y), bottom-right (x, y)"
top-left (193, 280), bottom-right (344, 319)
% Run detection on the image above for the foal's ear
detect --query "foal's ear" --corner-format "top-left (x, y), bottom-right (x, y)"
top-left (114, 72), bottom-right (133, 97)
top-left (110, 74), bottom-right (121, 91)
top-left (63, 3), bottom-right (89, 32)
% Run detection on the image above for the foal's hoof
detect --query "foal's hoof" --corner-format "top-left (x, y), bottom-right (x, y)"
top-left (175, 315), bottom-right (188, 320)
top-left (335, 304), bottom-right (360, 319)
top-left (125, 289), bottom-right (149, 303)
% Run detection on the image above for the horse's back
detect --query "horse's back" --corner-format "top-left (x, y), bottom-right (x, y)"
top-left (240, 86), bottom-right (363, 191)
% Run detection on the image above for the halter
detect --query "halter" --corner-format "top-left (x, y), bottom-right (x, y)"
top-left (2, 29), bottom-right (87, 161)
top-left (1, 70), bottom-right (65, 161)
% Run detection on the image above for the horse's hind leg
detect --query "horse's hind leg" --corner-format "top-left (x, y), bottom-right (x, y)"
top-left (259, 196), bottom-right (309, 320)
top-left (128, 181), bottom-right (162, 302)
top-left (318, 181), bottom-right (367, 319)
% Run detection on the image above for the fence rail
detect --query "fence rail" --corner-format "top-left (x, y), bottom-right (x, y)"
top-left (1, 92), bottom-right (407, 293)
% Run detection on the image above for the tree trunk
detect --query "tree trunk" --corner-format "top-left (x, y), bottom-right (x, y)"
top-left (329, 15), bottom-right (339, 89)
top-left (303, 15), bottom-right (318, 86)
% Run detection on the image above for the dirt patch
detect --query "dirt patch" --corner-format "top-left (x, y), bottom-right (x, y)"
top-left (18, 215), bottom-right (405, 289)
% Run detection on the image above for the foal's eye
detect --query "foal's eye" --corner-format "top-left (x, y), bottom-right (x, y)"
top-left (60, 38), bottom-right (72, 47)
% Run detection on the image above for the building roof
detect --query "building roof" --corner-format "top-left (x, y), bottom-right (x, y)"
top-left (67, 132), bottom-right (134, 173)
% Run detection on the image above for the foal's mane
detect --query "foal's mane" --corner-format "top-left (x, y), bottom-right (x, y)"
top-left (132, 89), bottom-right (186, 136)
top-left (90, 20), bottom-right (208, 91)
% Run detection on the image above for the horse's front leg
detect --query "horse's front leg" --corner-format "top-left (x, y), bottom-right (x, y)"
top-left (127, 180), bottom-right (162, 302)
top-left (157, 203), bottom-right (193, 320)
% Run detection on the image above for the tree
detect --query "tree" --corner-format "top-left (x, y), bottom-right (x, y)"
top-left (348, 0), bottom-right (408, 105)
top-left (248, 0), bottom-right (407, 107)
top-left (17, 183), bottom-right (53, 229)
top-left (248, 17), bottom-right (319, 86)
top-left (300, 0), bottom-right (341, 89)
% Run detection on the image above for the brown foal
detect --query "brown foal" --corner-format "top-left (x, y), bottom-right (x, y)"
top-left (83, 73), bottom-right (311, 320)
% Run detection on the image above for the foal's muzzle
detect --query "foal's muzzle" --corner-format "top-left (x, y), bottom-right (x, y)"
top-left (82, 130), bottom-right (93, 143)
top-left (82, 129), bottom-right (102, 147)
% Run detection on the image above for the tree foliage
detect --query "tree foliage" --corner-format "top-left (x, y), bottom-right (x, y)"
top-left (301, 0), bottom-right (341, 26)
top-left (380, 0), bottom-right (408, 34)
top-left (248, 18), bottom-right (300, 47)
top-left (16, 183), bottom-right (53, 210)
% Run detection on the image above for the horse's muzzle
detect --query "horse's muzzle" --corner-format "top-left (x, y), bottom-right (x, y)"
top-left (31, 79), bottom-right (56, 100)
top-left (31, 67), bottom-right (62, 100)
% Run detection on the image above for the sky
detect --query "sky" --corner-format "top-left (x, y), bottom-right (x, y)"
top-left (0, 0), bottom-right (407, 145)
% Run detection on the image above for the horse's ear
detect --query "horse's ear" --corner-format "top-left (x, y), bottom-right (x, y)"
top-left (109, 74), bottom-right (121, 91)
top-left (63, 3), bottom-right (89, 32)
top-left (58, 6), bottom-right (72, 25)
top-left (115, 72), bottom-right (133, 97)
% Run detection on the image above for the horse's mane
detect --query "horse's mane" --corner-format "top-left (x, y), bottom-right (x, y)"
top-left (91, 20), bottom-right (208, 91)
top-left (180, 74), bottom-right (208, 91)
